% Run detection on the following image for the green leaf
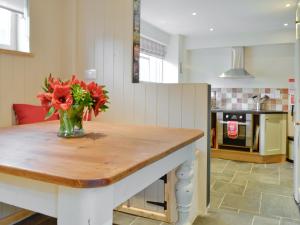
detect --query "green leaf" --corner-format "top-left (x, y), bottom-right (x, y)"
top-left (45, 107), bottom-right (55, 120)
top-left (42, 87), bottom-right (48, 92)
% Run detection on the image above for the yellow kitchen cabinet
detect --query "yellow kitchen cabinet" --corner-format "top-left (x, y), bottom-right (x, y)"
top-left (259, 114), bottom-right (287, 156)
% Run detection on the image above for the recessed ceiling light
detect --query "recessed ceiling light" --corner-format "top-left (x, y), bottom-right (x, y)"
top-left (192, 12), bottom-right (197, 16)
top-left (210, 28), bottom-right (214, 31)
top-left (284, 23), bottom-right (289, 26)
top-left (285, 3), bottom-right (291, 7)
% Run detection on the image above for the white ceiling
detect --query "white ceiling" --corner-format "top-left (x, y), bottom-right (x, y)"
top-left (141, 0), bottom-right (297, 38)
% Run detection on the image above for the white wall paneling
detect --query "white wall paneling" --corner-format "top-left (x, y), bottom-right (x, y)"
top-left (73, 0), bottom-right (209, 216)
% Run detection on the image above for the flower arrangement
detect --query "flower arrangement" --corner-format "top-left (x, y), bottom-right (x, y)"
top-left (37, 75), bottom-right (109, 137)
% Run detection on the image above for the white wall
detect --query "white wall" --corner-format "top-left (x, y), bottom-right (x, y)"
top-left (186, 43), bottom-right (295, 88)
top-left (163, 35), bottom-right (181, 83)
top-left (185, 29), bottom-right (295, 49)
top-left (141, 20), bottom-right (170, 45)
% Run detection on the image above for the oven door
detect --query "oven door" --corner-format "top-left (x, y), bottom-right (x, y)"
top-left (223, 122), bottom-right (246, 147)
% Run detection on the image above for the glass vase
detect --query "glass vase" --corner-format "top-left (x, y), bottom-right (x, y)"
top-left (58, 106), bottom-right (85, 138)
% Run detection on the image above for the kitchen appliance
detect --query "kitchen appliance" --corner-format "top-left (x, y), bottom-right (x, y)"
top-left (217, 112), bottom-right (253, 150)
top-left (219, 47), bottom-right (254, 79)
top-left (252, 95), bottom-right (270, 111)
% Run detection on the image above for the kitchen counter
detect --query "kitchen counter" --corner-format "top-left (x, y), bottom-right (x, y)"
top-left (211, 109), bottom-right (288, 114)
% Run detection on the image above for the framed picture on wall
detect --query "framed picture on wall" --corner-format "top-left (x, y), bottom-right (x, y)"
top-left (132, 0), bottom-right (141, 83)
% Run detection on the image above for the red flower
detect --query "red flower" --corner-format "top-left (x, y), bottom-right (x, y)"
top-left (48, 76), bottom-right (62, 93)
top-left (80, 81), bottom-right (88, 90)
top-left (52, 85), bottom-right (73, 111)
top-left (37, 93), bottom-right (52, 111)
top-left (87, 82), bottom-right (107, 116)
top-left (70, 75), bottom-right (80, 85)
top-left (70, 75), bottom-right (88, 90)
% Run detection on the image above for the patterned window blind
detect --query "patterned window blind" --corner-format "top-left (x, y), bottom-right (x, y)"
top-left (140, 37), bottom-right (166, 58)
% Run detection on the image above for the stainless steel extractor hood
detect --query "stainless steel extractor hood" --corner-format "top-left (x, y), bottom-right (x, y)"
top-left (219, 47), bottom-right (254, 79)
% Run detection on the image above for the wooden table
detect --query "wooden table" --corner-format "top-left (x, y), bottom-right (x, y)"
top-left (0, 121), bottom-right (203, 225)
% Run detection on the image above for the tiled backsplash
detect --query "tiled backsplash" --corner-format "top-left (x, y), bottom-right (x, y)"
top-left (211, 88), bottom-right (289, 111)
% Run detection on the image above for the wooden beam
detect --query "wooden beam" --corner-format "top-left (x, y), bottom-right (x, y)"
top-left (117, 206), bottom-right (168, 222)
top-left (0, 210), bottom-right (35, 225)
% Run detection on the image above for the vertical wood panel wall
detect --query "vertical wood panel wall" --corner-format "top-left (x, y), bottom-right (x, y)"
top-left (0, 0), bottom-right (67, 218)
top-left (0, 0), bottom-right (66, 128)
top-left (74, 0), bottom-right (210, 214)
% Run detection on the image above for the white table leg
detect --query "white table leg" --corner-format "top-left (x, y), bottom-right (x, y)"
top-left (175, 159), bottom-right (195, 225)
top-left (57, 186), bottom-right (114, 225)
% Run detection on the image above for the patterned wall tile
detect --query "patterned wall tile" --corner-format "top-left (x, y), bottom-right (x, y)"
top-left (211, 88), bottom-right (290, 112)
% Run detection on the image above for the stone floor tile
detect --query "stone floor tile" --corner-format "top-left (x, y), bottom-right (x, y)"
top-left (243, 189), bottom-right (262, 199)
top-left (212, 159), bottom-right (229, 173)
top-left (219, 206), bottom-right (239, 212)
top-left (252, 167), bottom-right (279, 176)
top-left (247, 181), bottom-right (293, 197)
top-left (225, 161), bottom-right (253, 173)
top-left (113, 211), bottom-right (137, 225)
top-left (281, 167), bottom-right (294, 178)
top-left (252, 216), bottom-right (280, 225)
top-left (212, 170), bottom-right (235, 183)
top-left (280, 177), bottom-right (294, 188)
top-left (261, 193), bottom-right (300, 220)
top-left (194, 209), bottom-right (253, 225)
top-left (221, 194), bottom-right (261, 213)
top-left (253, 163), bottom-right (267, 169)
top-left (210, 191), bottom-right (225, 209)
top-left (233, 172), bottom-right (279, 185)
top-left (280, 218), bottom-right (300, 225)
top-left (212, 181), bottom-right (245, 195)
top-left (279, 162), bottom-right (294, 169)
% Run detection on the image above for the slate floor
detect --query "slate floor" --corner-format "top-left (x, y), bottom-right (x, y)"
top-left (199, 158), bottom-right (300, 225)
top-left (113, 158), bottom-right (300, 225)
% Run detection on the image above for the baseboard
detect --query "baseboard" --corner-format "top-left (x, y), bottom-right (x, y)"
top-left (212, 149), bottom-right (286, 164)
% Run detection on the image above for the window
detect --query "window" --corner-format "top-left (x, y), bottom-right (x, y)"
top-left (0, 0), bottom-right (30, 52)
top-left (140, 53), bottom-right (163, 83)
top-left (140, 37), bottom-right (165, 83)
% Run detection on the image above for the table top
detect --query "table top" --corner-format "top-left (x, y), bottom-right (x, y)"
top-left (0, 121), bottom-right (203, 188)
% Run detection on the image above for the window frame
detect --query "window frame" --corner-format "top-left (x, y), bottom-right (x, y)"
top-left (139, 52), bottom-right (164, 83)
top-left (0, 0), bottom-right (32, 56)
